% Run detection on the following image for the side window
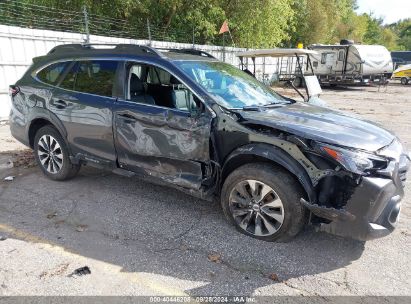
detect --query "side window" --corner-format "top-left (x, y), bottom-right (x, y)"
top-left (59, 62), bottom-right (78, 90)
top-left (37, 62), bottom-right (68, 85)
top-left (321, 53), bottom-right (327, 64)
top-left (74, 60), bottom-right (118, 97)
top-left (127, 62), bottom-right (201, 112)
top-left (147, 66), bottom-right (171, 85)
top-left (338, 50), bottom-right (345, 61)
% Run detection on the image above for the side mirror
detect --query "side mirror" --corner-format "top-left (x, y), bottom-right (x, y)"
top-left (189, 102), bottom-right (204, 118)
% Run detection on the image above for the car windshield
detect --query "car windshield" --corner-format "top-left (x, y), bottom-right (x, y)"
top-left (174, 61), bottom-right (289, 109)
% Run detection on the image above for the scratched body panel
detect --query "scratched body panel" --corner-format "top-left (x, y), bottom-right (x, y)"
top-left (114, 101), bottom-right (211, 190)
top-left (50, 88), bottom-right (116, 162)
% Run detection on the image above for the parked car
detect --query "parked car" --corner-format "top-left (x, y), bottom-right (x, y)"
top-left (9, 44), bottom-right (409, 242)
top-left (391, 64), bottom-right (411, 85)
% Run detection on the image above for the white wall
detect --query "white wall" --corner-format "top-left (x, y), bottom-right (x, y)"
top-left (0, 24), bottom-right (278, 120)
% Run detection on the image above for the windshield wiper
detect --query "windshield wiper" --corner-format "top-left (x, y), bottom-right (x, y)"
top-left (242, 105), bottom-right (261, 111)
top-left (263, 101), bottom-right (289, 108)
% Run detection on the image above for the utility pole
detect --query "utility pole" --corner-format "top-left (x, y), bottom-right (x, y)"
top-left (82, 5), bottom-right (90, 44)
top-left (147, 18), bottom-right (152, 45)
top-left (192, 26), bottom-right (195, 48)
top-left (223, 32), bottom-right (225, 62)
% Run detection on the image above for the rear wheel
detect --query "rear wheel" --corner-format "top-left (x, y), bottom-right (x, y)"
top-left (34, 125), bottom-right (80, 181)
top-left (221, 163), bottom-right (306, 242)
top-left (401, 77), bottom-right (409, 85)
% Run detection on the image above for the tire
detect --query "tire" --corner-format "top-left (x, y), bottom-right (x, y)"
top-left (221, 163), bottom-right (306, 242)
top-left (401, 77), bottom-right (409, 85)
top-left (33, 125), bottom-right (80, 181)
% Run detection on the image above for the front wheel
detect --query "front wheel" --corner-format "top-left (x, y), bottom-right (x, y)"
top-left (34, 125), bottom-right (80, 181)
top-left (221, 163), bottom-right (306, 242)
top-left (401, 77), bottom-right (409, 85)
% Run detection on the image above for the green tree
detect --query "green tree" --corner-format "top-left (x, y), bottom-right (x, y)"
top-left (4, 0), bottom-right (406, 49)
top-left (221, 0), bottom-right (295, 48)
top-left (388, 19), bottom-right (411, 50)
top-left (290, 0), bottom-right (357, 46)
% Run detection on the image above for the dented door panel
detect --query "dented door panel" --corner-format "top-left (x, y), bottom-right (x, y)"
top-left (113, 101), bottom-right (211, 190)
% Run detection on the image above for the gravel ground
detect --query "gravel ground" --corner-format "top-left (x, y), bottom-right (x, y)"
top-left (0, 84), bottom-right (410, 299)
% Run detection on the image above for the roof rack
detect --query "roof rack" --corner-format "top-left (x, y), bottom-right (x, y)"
top-left (173, 48), bottom-right (216, 59)
top-left (47, 43), bottom-right (165, 57)
top-left (47, 44), bottom-right (216, 60)
top-left (157, 48), bottom-right (216, 59)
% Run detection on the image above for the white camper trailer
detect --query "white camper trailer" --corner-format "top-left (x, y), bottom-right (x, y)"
top-left (309, 41), bottom-right (393, 85)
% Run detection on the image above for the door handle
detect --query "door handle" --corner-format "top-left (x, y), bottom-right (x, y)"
top-left (51, 99), bottom-right (69, 109)
top-left (118, 113), bottom-right (137, 123)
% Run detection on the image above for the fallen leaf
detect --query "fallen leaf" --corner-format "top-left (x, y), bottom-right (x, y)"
top-left (39, 271), bottom-right (48, 279)
top-left (76, 225), bottom-right (88, 232)
top-left (268, 273), bottom-right (279, 281)
top-left (180, 244), bottom-right (189, 251)
top-left (208, 253), bottom-right (222, 263)
top-left (46, 212), bottom-right (57, 219)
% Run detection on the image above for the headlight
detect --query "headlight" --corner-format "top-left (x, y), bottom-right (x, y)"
top-left (317, 143), bottom-right (388, 174)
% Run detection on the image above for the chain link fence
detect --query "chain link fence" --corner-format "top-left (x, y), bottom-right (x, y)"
top-left (0, 0), bottom-right (228, 45)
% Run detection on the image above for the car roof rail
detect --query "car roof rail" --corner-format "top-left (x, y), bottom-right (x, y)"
top-left (47, 43), bottom-right (165, 57)
top-left (158, 48), bottom-right (216, 59)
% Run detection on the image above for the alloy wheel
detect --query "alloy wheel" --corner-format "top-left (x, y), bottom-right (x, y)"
top-left (228, 179), bottom-right (284, 236)
top-left (37, 135), bottom-right (64, 174)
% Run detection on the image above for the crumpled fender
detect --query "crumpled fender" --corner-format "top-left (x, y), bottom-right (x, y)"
top-left (222, 143), bottom-right (316, 202)
top-left (26, 108), bottom-right (68, 145)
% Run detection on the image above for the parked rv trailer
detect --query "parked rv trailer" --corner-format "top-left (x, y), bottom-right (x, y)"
top-left (308, 41), bottom-right (393, 85)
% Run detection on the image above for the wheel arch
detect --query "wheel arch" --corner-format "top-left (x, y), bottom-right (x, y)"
top-left (221, 143), bottom-right (316, 202)
top-left (27, 113), bottom-right (67, 149)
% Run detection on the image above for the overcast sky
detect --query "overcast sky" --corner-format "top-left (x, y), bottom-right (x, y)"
top-left (356, 0), bottom-right (411, 24)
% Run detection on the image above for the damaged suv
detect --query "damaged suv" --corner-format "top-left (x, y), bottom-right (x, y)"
top-left (9, 44), bottom-right (409, 241)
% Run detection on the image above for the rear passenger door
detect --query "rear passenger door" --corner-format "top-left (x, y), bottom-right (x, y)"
top-left (113, 62), bottom-right (212, 190)
top-left (52, 60), bottom-right (119, 164)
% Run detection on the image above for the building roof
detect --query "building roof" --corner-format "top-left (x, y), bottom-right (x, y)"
top-left (236, 48), bottom-right (318, 58)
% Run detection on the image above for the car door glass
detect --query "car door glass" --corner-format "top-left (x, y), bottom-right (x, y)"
top-left (126, 63), bottom-right (200, 112)
top-left (37, 62), bottom-right (69, 85)
top-left (74, 60), bottom-right (118, 97)
top-left (143, 64), bottom-right (199, 112)
top-left (59, 62), bottom-right (78, 90)
top-left (338, 50), bottom-right (345, 61)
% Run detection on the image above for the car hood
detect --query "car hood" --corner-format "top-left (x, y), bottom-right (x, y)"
top-left (238, 102), bottom-right (395, 152)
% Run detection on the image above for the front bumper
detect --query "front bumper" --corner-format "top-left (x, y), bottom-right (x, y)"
top-left (318, 160), bottom-right (409, 241)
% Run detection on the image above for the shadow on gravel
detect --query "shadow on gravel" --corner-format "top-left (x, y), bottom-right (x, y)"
top-left (0, 165), bottom-right (365, 296)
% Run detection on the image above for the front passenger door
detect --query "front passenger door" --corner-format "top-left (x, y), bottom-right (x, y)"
top-left (113, 62), bottom-right (212, 190)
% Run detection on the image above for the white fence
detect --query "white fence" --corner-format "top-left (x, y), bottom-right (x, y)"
top-left (0, 24), bottom-right (279, 120)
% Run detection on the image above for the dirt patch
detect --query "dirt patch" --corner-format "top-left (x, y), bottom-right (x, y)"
top-left (0, 149), bottom-right (36, 169)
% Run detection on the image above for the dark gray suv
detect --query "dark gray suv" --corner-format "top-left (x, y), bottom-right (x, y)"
top-left (9, 44), bottom-right (410, 242)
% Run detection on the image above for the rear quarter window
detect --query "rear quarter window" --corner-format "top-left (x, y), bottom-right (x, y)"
top-left (36, 62), bottom-right (68, 85)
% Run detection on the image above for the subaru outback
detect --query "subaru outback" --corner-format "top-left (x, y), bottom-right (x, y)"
top-left (9, 44), bottom-right (410, 241)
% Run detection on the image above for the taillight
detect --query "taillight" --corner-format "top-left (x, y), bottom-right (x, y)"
top-left (9, 85), bottom-right (20, 97)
